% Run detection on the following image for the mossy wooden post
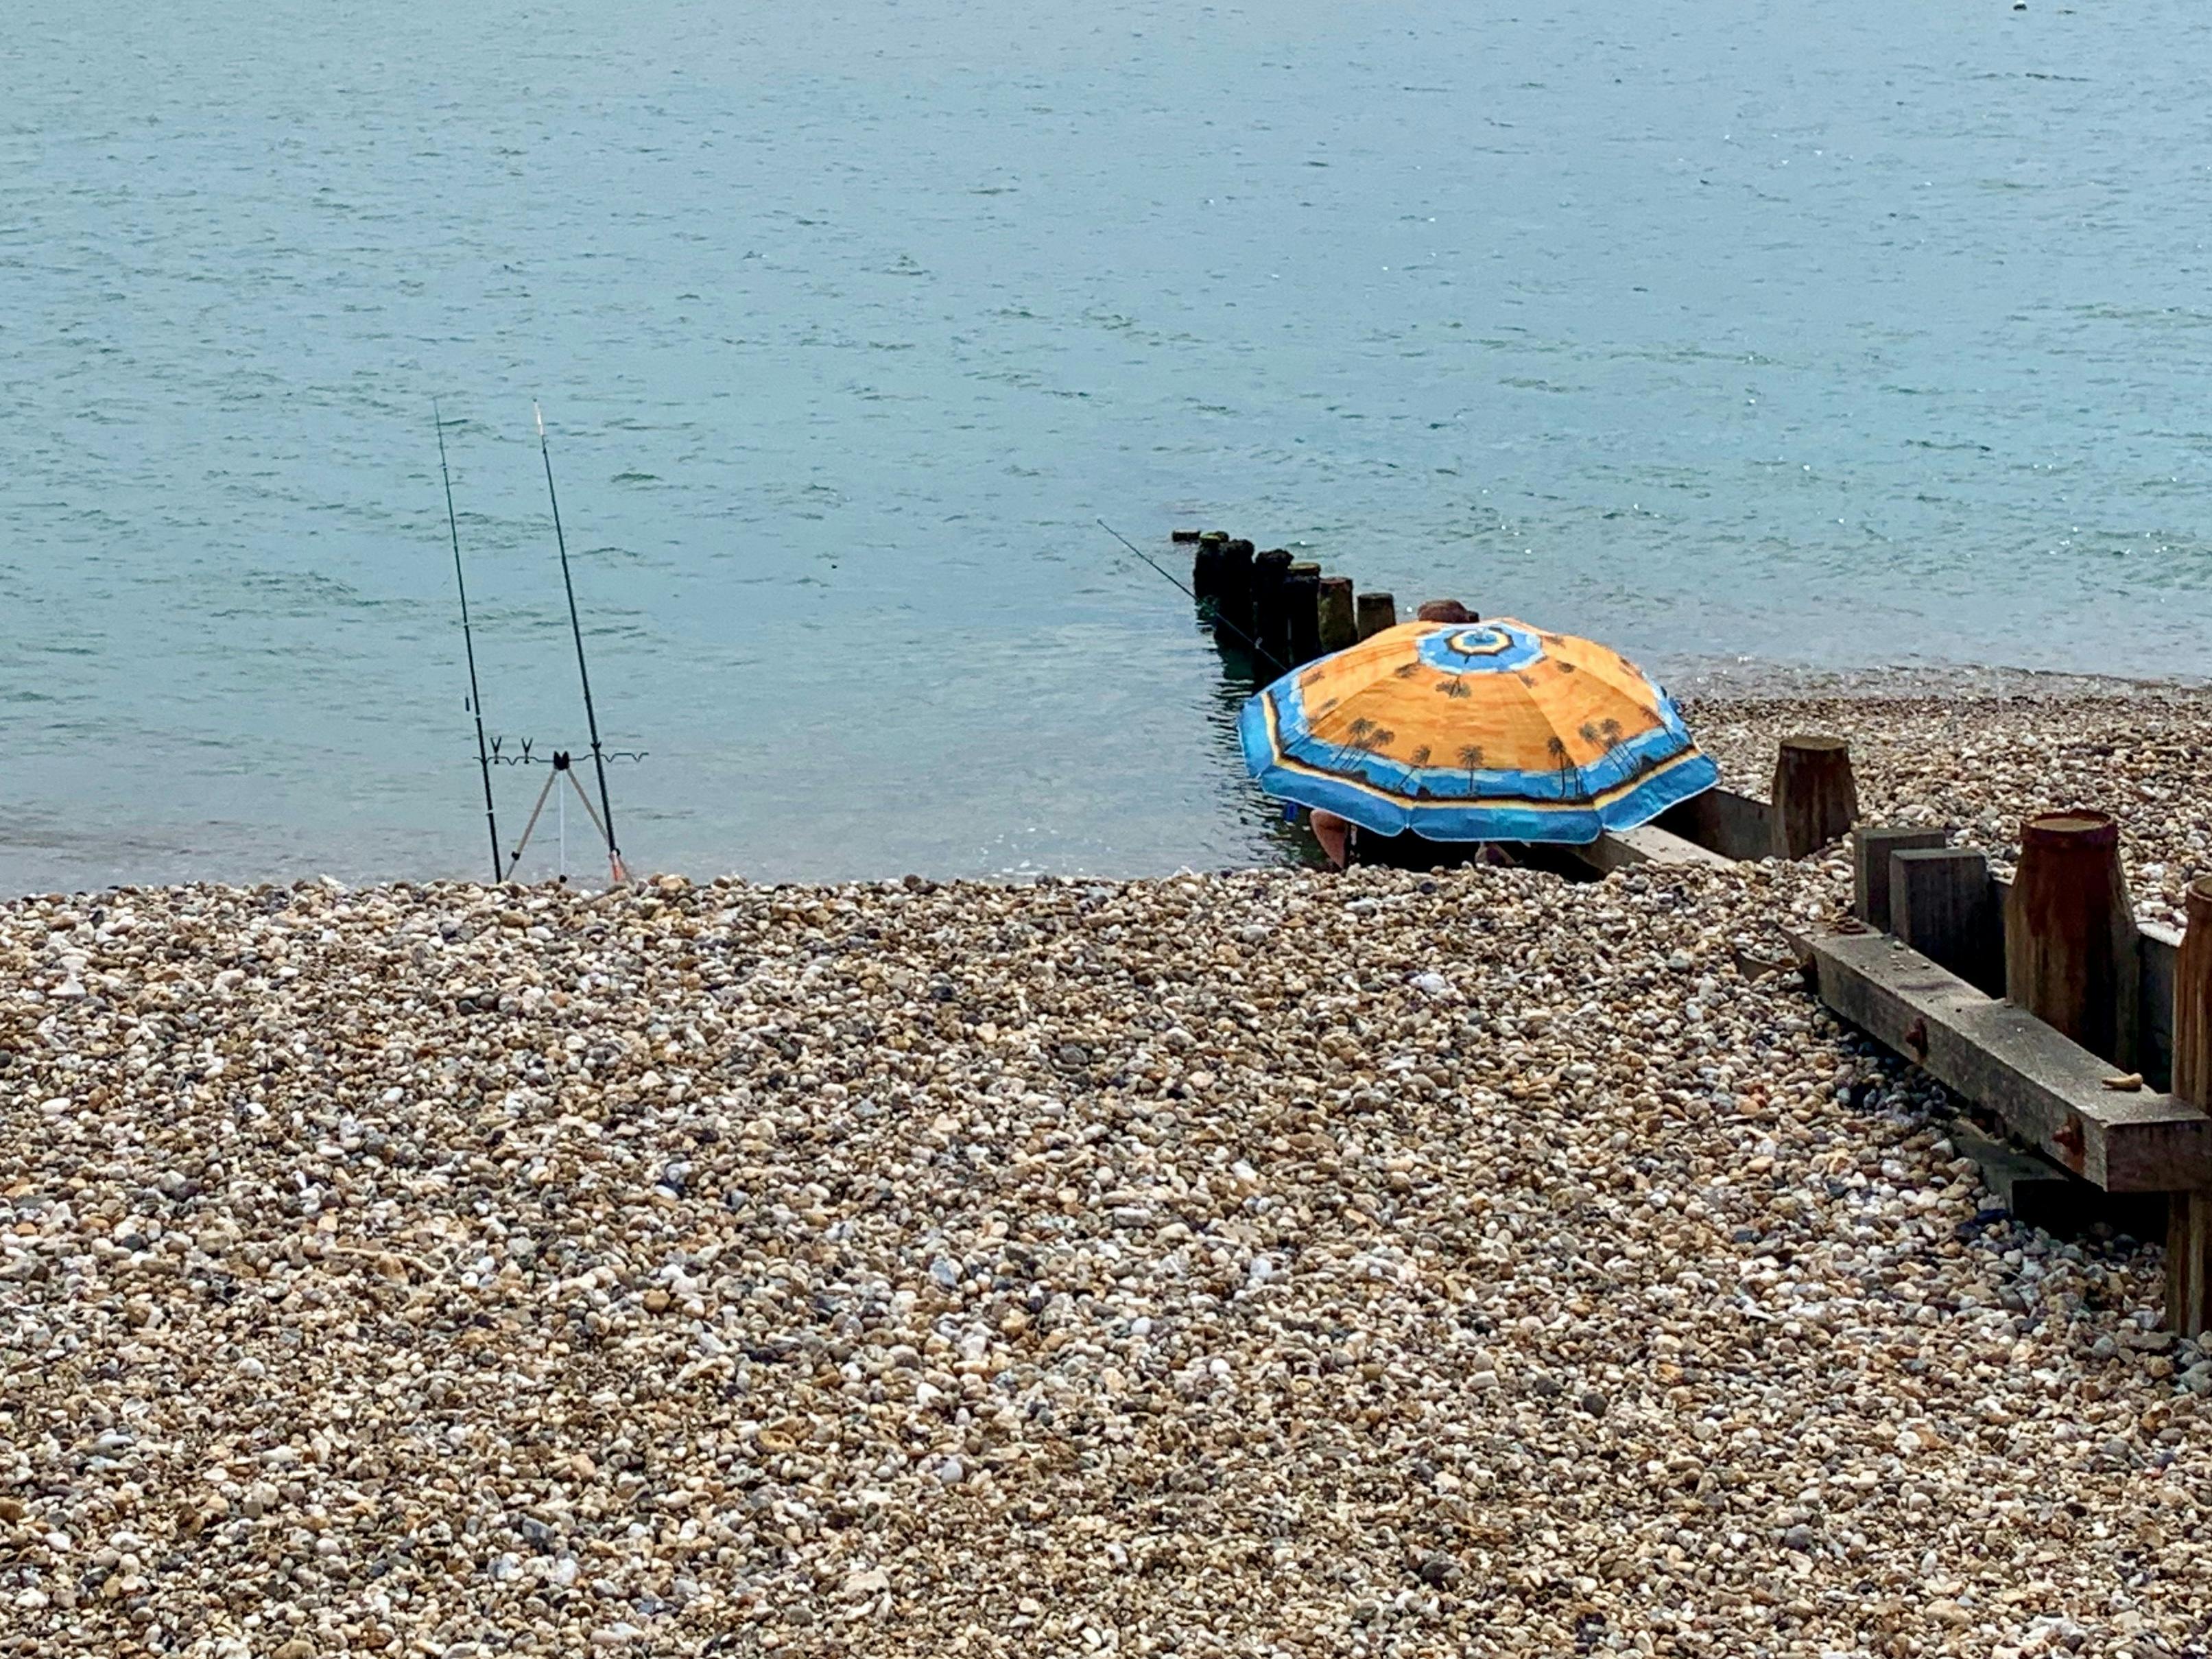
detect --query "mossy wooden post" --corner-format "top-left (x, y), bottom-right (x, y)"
top-left (2171, 878), bottom-right (2212, 1337)
top-left (1316, 576), bottom-right (1357, 653)
top-left (1285, 561), bottom-right (1323, 663)
top-left (1251, 548), bottom-right (1294, 664)
top-left (1770, 735), bottom-right (1857, 859)
top-left (2005, 810), bottom-right (2138, 1072)
top-left (1355, 592), bottom-right (1398, 639)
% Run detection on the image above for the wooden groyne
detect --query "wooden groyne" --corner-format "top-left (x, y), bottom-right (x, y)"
top-left (1182, 527), bottom-right (1402, 673)
top-left (1176, 525), bottom-right (2212, 1333)
top-left (1799, 841), bottom-right (2211, 1335)
top-left (1176, 524), bottom-right (1868, 870)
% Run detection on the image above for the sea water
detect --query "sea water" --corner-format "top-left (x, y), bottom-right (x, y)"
top-left (4, 0), bottom-right (2207, 890)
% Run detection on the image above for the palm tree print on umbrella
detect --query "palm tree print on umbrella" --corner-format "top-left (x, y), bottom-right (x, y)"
top-left (1345, 718), bottom-right (1395, 752)
top-left (1405, 745), bottom-right (1434, 797)
top-left (1333, 717), bottom-right (1397, 780)
top-left (1574, 717), bottom-right (1628, 751)
top-left (1547, 735), bottom-right (1593, 802)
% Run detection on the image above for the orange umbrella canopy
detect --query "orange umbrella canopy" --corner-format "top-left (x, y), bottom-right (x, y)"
top-left (1238, 617), bottom-right (1717, 843)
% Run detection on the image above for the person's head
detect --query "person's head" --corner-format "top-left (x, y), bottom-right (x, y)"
top-left (1416, 599), bottom-right (1476, 623)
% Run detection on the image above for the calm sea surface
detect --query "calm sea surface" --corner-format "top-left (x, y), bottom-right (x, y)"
top-left (5, 0), bottom-right (2209, 891)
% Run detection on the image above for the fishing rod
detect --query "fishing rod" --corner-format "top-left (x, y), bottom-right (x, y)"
top-left (534, 401), bottom-right (628, 884)
top-left (1097, 518), bottom-right (1292, 676)
top-left (436, 402), bottom-right (503, 883)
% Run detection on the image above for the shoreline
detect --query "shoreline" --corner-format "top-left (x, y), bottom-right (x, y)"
top-left (1669, 658), bottom-right (2212, 703)
top-left (4, 667), bottom-right (2211, 906)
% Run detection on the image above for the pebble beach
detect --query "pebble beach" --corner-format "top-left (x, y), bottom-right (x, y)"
top-left (5, 682), bottom-right (2211, 1659)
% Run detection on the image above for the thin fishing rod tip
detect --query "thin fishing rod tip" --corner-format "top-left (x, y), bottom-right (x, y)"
top-left (534, 403), bottom-right (545, 437)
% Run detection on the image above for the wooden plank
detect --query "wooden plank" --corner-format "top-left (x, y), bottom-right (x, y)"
top-left (1853, 826), bottom-right (1949, 929)
top-left (1947, 1119), bottom-right (2073, 1213)
top-left (1892, 848), bottom-right (2000, 994)
top-left (1800, 927), bottom-right (2212, 1192)
top-left (1611, 824), bottom-right (1738, 869)
top-left (2141, 920), bottom-right (2180, 1094)
top-left (1945, 1119), bottom-right (2167, 1238)
top-left (1655, 787), bottom-right (1773, 862)
top-left (1570, 824), bottom-right (1740, 876)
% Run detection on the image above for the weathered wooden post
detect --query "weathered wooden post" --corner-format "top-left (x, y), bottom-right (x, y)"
top-left (2170, 878), bottom-right (2212, 1337)
top-left (1355, 592), bottom-right (1398, 639)
top-left (1316, 577), bottom-right (1358, 653)
top-left (1191, 538), bottom-right (1226, 609)
top-left (1218, 539), bottom-right (1254, 635)
top-left (1251, 548), bottom-right (1294, 663)
top-left (1892, 847), bottom-right (2001, 994)
top-left (1770, 735), bottom-right (1858, 859)
top-left (2004, 810), bottom-right (2138, 1071)
top-left (2177, 878), bottom-right (2212, 1106)
top-left (2175, 1195), bottom-right (2212, 1338)
top-left (1852, 825), bottom-right (1949, 929)
top-left (1285, 562), bottom-right (1323, 663)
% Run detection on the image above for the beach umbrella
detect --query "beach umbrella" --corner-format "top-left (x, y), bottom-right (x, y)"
top-left (1238, 617), bottom-right (1718, 844)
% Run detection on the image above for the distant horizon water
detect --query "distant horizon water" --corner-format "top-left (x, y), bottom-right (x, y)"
top-left (5, 0), bottom-right (2209, 894)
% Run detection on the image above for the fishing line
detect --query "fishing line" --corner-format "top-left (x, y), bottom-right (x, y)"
top-left (1096, 518), bottom-right (1292, 676)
